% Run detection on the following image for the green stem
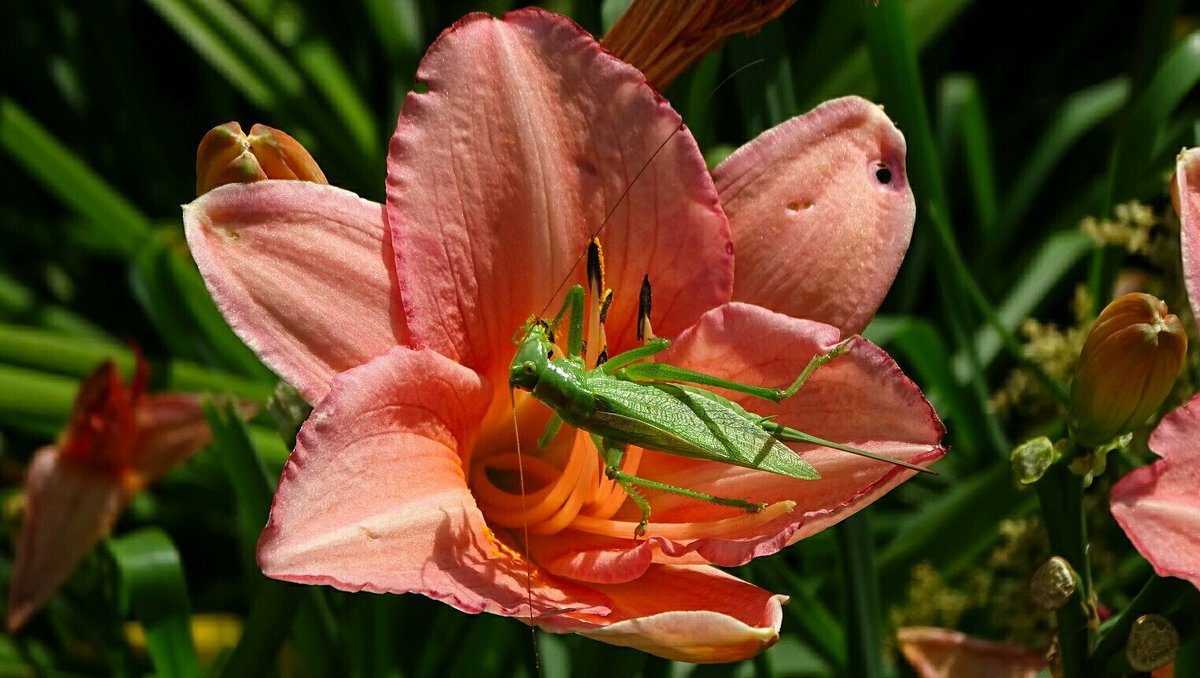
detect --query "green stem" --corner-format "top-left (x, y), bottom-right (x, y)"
top-left (1035, 463), bottom-right (1093, 677)
top-left (836, 512), bottom-right (884, 678)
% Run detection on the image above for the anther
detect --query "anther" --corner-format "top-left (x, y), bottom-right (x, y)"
top-left (586, 238), bottom-right (606, 296)
top-left (637, 275), bottom-right (655, 342)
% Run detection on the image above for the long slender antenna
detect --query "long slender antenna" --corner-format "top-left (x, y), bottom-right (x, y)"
top-left (534, 58), bottom-right (766, 321)
top-left (535, 122), bottom-right (683, 320)
top-left (510, 388), bottom-right (540, 677)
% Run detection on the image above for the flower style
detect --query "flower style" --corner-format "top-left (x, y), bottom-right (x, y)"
top-left (1110, 147), bottom-right (1200, 592)
top-left (182, 9), bottom-right (944, 662)
top-left (7, 359), bottom-right (227, 631)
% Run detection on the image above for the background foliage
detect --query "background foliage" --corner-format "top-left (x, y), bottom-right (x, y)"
top-left (2, 0), bottom-right (1199, 675)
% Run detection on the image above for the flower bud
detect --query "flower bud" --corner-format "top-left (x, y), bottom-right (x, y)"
top-left (1126, 614), bottom-right (1178, 672)
top-left (1068, 293), bottom-right (1187, 447)
top-left (1011, 436), bottom-right (1060, 485)
top-left (1029, 556), bottom-right (1076, 610)
top-left (195, 122), bottom-right (327, 196)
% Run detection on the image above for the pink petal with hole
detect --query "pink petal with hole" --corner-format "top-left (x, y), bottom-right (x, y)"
top-left (1111, 394), bottom-right (1200, 590)
top-left (389, 9), bottom-right (731, 396)
top-left (570, 565), bottom-right (785, 663)
top-left (714, 96), bottom-right (915, 335)
top-left (184, 181), bottom-right (408, 404)
top-left (6, 447), bottom-right (125, 632)
top-left (897, 627), bottom-right (1046, 678)
top-left (1175, 147), bottom-right (1200, 327)
top-left (256, 346), bottom-right (611, 617)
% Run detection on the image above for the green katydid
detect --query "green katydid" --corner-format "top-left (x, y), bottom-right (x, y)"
top-left (508, 238), bottom-right (934, 538)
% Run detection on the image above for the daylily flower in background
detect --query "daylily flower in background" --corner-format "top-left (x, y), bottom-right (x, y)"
top-left (183, 9), bottom-right (944, 662)
top-left (602, 0), bottom-right (798, 89)
top-left (1109, 147), bottom-right (1200, 592)
top-left (7, 359), bottom-right (237, 631)
top-left (896, 627), bottom-right (1046, 678)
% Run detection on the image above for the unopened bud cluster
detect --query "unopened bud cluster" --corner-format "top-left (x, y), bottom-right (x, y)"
top-left (1068, 293), bottom-right (1186, 447)
top-left (195, 122), bottom-right (327, 196)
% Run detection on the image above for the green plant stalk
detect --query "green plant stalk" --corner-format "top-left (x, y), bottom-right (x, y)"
top-left (836, 512), bottom-right (884, 678)
top-left (1036, 462), bottom-right (1093, 678)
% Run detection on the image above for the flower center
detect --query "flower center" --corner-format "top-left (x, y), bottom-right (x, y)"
top-left (467, 394), bottom-right (794, 543)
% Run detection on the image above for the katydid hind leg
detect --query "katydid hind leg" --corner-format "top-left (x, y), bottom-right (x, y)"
top-left (595, 436), bottom-right (766, 538)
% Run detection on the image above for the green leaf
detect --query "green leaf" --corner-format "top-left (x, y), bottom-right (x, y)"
top-left (952, 230), bottom-right (1093, 379)
top-left (106, 529), bottom-right (201, 678)
top-left (878, 463), bottom-right (1033, 601)
top-left (0, 98), bottom-right (150, 257)
top-left (836, 513), bottom-right (883, 678)
top-left (0, 322), bottom-right (272, 400)
top-left (1106, 30), bottom-right (1200, 207)
top-left (999, 78), bottom-right (1129, 241)
top-left (938, 75), bottom-right (998, 234)
top-left (0, 363), bottom-right (77, 435)
top-left (202, 400), bottom-right (274, 583)
top-left (142, 0), bottom-right (304, 112)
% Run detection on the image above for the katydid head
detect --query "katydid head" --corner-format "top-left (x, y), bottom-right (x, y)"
top-left (509, 321), bottom-right (554, 392)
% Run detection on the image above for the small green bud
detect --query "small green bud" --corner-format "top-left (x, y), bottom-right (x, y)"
top-left (1126, 614), bottom-right (1178, 672)
top-left (195, 122), bottom-right (327, 196)
top-left (1029, 556), bottom-right (1076, 610)
top-left (1068, 293), bottom-right (1187, 447)
top-left (1011, 436), bottom-right (1060, 485)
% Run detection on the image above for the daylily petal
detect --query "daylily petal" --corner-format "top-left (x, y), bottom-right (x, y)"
top-left (7, 446), bottom-right (125, 632)
top-left (631, 303), bottom-right (943, 555)
top-left (1111, 394), bottom-right (1200, 590)
top-left (713, 97), bottom-right (915, 335)
top-left (1175, 147), bottom-right (1200, 325)
top-left (897, 627), bottom-right (1046, 678)
top-left (389, 8), bottom-right (731, 395)
top-left (131, 395), bottom-right (253, 487)
top-left (257, 346), bottom-right (609, 616)
top-left (572, 565), bottom-right (785, 663)
top-left (184, 181), bottom-right (408, 404)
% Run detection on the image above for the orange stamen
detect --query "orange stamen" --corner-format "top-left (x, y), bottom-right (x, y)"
top-left (570, 500), bottom-right (797, 541)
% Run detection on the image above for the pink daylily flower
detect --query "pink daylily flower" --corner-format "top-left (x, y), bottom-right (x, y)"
top-left (896, 627), bottom-right (1047, 678)
top-left (182, 9), bottom-right (944, 662)
top-left (1110, 147), bottom-right (1200, 591)
top-left (7, 359), bottom-right (229, 631)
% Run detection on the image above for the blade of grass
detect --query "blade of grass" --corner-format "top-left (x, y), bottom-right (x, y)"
top-left (813, 0), bottom-right (974, 102)
top-left (0, 322), bottom-right (272, 400)
top-left (142, 0), bottom-right (303, 111)
top-left (878, 463), bottom-right (1034, 602)
top-left (202, 401), bottom-right (274, 583)
top-left (952, 230), bottom-right (1093, 380)
top-left (938, 75), bottom-right (998, 235)
top-left (997, 78), bottom-right (1129, 247)
top-left (0, 98), bottom-right (150, 257)
top-left (106, 529), bottom-right (201, 678)
top-left (1105, 31), bottom-right (1200, 209)
top-left (836, 513), bottom-right (883, 678)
